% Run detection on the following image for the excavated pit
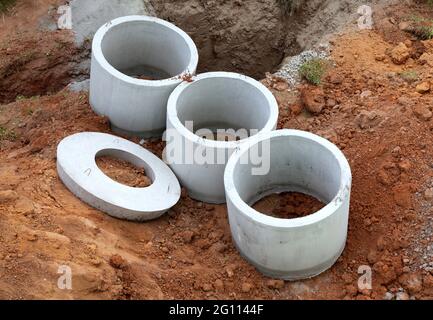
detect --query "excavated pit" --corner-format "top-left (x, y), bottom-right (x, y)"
top-left (151, 0), bottom-right (301, 79)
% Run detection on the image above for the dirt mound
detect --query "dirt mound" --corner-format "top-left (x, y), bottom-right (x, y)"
top-left (253, 192), bottom-right (325, 219)
top-left (96, 156), bottom-right (152, 188)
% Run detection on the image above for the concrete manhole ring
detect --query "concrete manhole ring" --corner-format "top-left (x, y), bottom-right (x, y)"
top-left (165, 72), bottom-right (279, 204)
top-left (90, 15), bottom-right (199, 138)
top-left (57, 132), bottom-right (181, 221)
top-left (224, 129), bottom-right (352, 280)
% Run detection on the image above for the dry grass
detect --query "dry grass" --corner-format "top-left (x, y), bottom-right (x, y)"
top-left (0, 0), bottom-right (16, 14)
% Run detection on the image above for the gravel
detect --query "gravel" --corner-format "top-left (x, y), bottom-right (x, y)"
top-left (273, 43), bottom-right (330, 87)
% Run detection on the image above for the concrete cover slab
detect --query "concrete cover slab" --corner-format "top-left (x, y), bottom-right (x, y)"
top-left (57, 132), bottom-right (181, 221)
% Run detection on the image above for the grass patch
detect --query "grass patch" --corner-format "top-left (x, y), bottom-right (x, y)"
top-left (418, 25), bottom-right (433, 39)
top-left (299, 59), bottom-right (327, 85)
top-left (409, 15), bottom-right (433, 40)
top-left (0, 126), bottom-right (16, 141)
top-left (0, 0), bottom-right (16, 14)
top-left (399, 70), bottom-right (419, 82)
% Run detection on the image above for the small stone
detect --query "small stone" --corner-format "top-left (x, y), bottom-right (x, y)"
top-left (395, 291), bottom-right (410, 300)
top-left (214, 279), bottom-right (224, 290)
top-left (202, 283), bottom-right (213, 292)
top-left (398, 160), bottom-right (412, 172)
top-left (225, 267), bottom-right (234, 278)
top-left (367, 250), bottom-right (378, 264)
top-left (290, 103), bottom-right (304, 115)
top-left (25, 232), bottom-right (38, 242)
top-left (399, 21), bottom-right (413, 32)
top-left (273, 80), bottom-right (289, 91)
top-left (399, 273), bottom-right (423, 294)
top-left (384, 292), bottom-right (394, 300)
top-left (360, 90), bottom-right (372, 99)
top-left (413, 105), bottom-right (432, 121)
top-left (0, 190), bottom-right (19, 203)
top-left (14, 197), bottom-right (35, 215)
top-left (415, 82), bottom-right (430, 94)
top-left (393, 184), bottom-right (414, 208)
top-left (161, 246), bottom-right (169, 253)
top-left (266, 279), bottom-right (285, 290)
top-left (375, 54), bottom-right (386, 61)
top-left (390, 43), bottom-right (410, 65)
top-left (355, 110), bottom-right (383, 130)
top-left (90, 257), bottom-right (102, 266)
top-left (179, 230), bottom-right (194, 244)
top-left (241, 282), bottom-right (253, 293)
top-left (424, 188), bottom-right (433, 200)
top-left (326, 98), bottom-right (337, 108)
top-left (301, 87), bottom-right (325, 114)
top-left (109, 254), bottom-right (127, 269)
top-left (419, 52), bottom-right (433, 67)
top-left (376, 236), bottom-right (386, 251)
top-left (328, 73), bottom-right (343, 84)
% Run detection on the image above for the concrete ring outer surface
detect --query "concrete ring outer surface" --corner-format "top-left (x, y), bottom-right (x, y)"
top-left (90, 15), bottom-right (199, 138)
top-left (224, 129), bottom-right (352, 280)
top-left (57, 132), bottom-right (181, 221)
top-left (165, 72), bottom-right (279, 204)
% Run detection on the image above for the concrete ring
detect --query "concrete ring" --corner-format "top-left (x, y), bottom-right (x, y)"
top-left (165, 72), bottom-right (279, 204)
top-left (57, 132), bottom-right (181, 221)
top-left (90, 15), bottom-right (199, 138)
top-left (224, 129), bottom-right (352, 280)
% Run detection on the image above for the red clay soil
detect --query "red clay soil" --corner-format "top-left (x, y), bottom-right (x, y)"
top-left (96, 156), bottom-right (153, 189)
top-left (0, 1), bottom-right (432, 300)
top-left (0, 0), bottom-right (84, 104)
top-left (253, 192), bottom-right (325, 219)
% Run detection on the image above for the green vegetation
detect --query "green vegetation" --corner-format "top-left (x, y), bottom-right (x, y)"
top-left (399, 70), bottom-right (419, 82)
top-left (0, 0), bottom-right (16, 14)
top-left (409, 15), bottom-right (433, 40)
top-left (418, 25), bottom-right (433, 39)
top-left (0, 126), bottom-right (16, 141)
top-left (299, 59), bottom-right (327, 86)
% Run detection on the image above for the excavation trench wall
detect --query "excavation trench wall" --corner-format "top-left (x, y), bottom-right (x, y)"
top-left (150, 0), bottom-right (381, 79)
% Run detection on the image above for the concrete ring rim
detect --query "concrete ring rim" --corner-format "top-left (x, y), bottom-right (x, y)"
top-left (92, 15), bottom-right (199, 87)
top-left (224, 129), bottom-right (352, 229)
top-left (166, 71), bottom-right (280, 150)
top-left (57, 132), bottom-right (181, 220)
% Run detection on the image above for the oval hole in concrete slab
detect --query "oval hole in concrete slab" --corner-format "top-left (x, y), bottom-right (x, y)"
top-left (95, 149), bottom-right (154, 188)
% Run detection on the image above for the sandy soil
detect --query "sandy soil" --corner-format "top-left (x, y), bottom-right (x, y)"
top-left (0, 0), bottom-right (432, 300)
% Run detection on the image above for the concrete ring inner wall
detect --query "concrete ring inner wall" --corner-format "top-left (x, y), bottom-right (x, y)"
top-left (165, 72), bottom-right (279, 204)
top-left (90, 16), bottom-right (198, 137)
top-left (224, 129), bottom-right (352, 280)
top-left (57, 132), bottom-right (181, 221)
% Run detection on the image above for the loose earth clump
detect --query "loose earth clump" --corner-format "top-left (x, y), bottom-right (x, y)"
top-left (253, 192), bottom-right (325, 219)
top-left (96, 156), bottom-right (152, 188)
